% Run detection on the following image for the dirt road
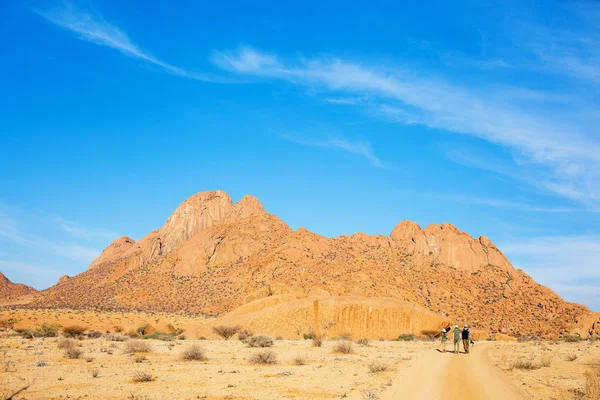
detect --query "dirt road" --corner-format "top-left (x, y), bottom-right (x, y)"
top-left (383, 342), bottom-right (525, 400)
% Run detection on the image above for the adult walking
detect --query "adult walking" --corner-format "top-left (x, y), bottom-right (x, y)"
top-left (452, 325), bottom-right (461, 354)
top-left (462, 324), bottom-right (471, 354)
top-left (440, 328), bottom-right (448, 352)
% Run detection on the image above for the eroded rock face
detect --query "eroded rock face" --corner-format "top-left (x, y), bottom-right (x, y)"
top-left (0, 272), bottom-right (37, 301)
top-left (25, 190), bottom-right (596, 337)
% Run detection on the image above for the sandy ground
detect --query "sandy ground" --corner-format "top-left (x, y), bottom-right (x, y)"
top-left (1, 309), bottom-right (598, 399)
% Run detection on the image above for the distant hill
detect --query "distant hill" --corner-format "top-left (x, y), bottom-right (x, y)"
top-left (12, 190), bottom-right (599, 337)
top-left (0, 272), bottom-right (37, 301)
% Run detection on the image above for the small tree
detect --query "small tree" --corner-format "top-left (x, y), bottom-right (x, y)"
top-left (212, 325), bottom-right (241, 340)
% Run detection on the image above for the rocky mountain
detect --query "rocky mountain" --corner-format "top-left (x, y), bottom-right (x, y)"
top-left (0, 272), bottom-right (37, 301)
top-left (22, 190), bottom-right (598, 337)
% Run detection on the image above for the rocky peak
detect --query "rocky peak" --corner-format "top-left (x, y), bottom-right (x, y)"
top-left (229, 195), bottom-right (265, 219)
top-left (158, 190), bottom-right (234, 254)
top-left (88, 236), bottom-right (136, 270)
top-left (0, 272), bottom-right (9, 284)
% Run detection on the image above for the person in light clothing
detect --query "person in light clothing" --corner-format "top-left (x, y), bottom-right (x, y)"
top-left (440, 328), bottom-right (448, 353)
top-left (452, 325), bottom-right (461, 354)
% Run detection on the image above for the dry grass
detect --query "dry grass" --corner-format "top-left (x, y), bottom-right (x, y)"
top-left (124, 340), bottom-right (153, 354)
top-left (368, 361), bottom-right (388, 373)
top-left (238, 329), bottom-right (253, 341)
top-left (333, 341), bottom-right (354, 354)
top-left (566, 354), bottom-right (578, 362)
top-left (509, 359), bottom-right (541, 371)
top-left (62, 325), bottom-right (87, 338)
top-left (134, 355), bottom-right (147, 363)
top-left (360, 388), bottom-right (379, 399)
top-left (540, 355), bottom-right (553, 367)
top-left (249, 350), bottom-right (277, 364)
top-left (357, 338), bottom-right (369, 346)
top-left (293, 356), bottom-right (307, 366)
top-left (57, 338), bottom-right (76, 350)
top-left (312, 338), bottom-right (322, 347)
top-left (245, 335), bottom-right (274, 348)
top-left (132, 371), bottom-right (155, 383)
top-left (212, 325), bottom-right (241, 340)
top-left (106, 333), bottom-right (129, 342)
top-left (585, 370), bottom-right (600, 399)
top-left (64, 348), bottom-right (83, 359)
top-left (181, 345), bottom-right (207, 361)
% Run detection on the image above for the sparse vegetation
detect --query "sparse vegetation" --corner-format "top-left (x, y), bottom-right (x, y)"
top-left (62, 325), bottom-right (87, 338)
top-left (360, 388), bottom-right (379, 399)
top-left (293, 356), bottom-right (307, 366)
top-left (303, 329), bottom-right (317, 340)
top-left (124, 340), bottom-right (153, 354)
top-left (134, 355), bottom-right (147, 363)
top-left (566, 354), bottom-right (578, 361)
top-left (87, 330), bottom-right (103, 339)
top-left (106, 333), bottom-right (129, 342)
top-left (249, 350), bottom-right (277, 364)
top-left (562, 335), bottom-right (582, 343)
top-left (312, 338), bottom-right (322, 347)
top-left (357, 338), bottom-right (369, 346)
top-left (18, 324), bottom-right (61, 338)
top-left (181, 345), bottom-right (207, 361)
top-left (245, 335), bottom-right (274, 348)
top-left (509, 359), bottom-right (541, 370)
top-left (238, 329), bottom-right (253, 341)
top-left (57, 338), bottom-right (76, 350)
top-left (64, 348), bottom-right (83, 359)
top-left (540, 355), bottom-right (553, 367)
top-left (142, 332), bottom-right (175, 341)
top-left (132, 371), bottom-right (155, 383)
top-left (397, 333), bottom-right (415, 341)
top-left (585, 370), bottom-right (600, 399)
top-left (333, 341), bottom-right (354, 354)
top-left (212, 325), bottom-right (241, 340)
top-left (368, 362), bottom-right (388, 373)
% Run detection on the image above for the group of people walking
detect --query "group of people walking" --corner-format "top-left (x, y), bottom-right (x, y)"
top-left (439, 325), bottom-right (471, 354)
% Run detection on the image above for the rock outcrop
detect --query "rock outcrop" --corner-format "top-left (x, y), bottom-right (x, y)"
top-left (0, 272), bottom-right (37, 301)
top-left (23, 190), bottom-right (597, 337)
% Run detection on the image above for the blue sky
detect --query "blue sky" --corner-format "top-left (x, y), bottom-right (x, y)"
top-left (1, 0), bottom-right (599, 310)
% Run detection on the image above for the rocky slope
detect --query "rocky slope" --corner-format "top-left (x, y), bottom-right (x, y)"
top-left (0, 272), bottom-right (37, 301)
top-left (22, 190), bottom-right (596, 337)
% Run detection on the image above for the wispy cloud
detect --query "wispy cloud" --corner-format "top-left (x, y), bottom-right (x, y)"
top-left (212, 45), bottom-right (600, 208)
top-left (436, 194), bottom-right (577, 213)
top-left (281, 134), bottom-right (385, 167)
top-left (500, 235), bottom-right (600, 310)
top-left (34, 3), bottom-right (232, 83)
top-left (55, 217), bottom-right (117, 241)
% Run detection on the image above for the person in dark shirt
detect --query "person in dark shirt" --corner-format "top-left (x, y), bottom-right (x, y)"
top-left (462, 325), bottom-right (471, 354)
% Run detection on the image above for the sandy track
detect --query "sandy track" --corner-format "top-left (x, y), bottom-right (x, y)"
top-left (384, 343), bottom-right (525, 400)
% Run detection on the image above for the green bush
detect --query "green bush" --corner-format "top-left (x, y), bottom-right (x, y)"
top-left (397, 333), bottom-right (415, 341)
top-left (562, 335), bottom-right (582, 343)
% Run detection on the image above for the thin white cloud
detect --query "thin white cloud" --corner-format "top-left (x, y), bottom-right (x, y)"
top-left (55, 217), bottom-right (117, 241)
top-left (34, 3), bottom-right (232, 83)
top-left (280, 134), bottom-right (385, 167)
top-left (436, 194), bottom-right (577, 213)
top-left (212, 46), bottom-right (600, 208)
top-left (501, 235), bottom-right (600, 310)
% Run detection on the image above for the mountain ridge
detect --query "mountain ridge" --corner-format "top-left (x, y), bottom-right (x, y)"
top-left (4, 190), bottom-right (598, 337)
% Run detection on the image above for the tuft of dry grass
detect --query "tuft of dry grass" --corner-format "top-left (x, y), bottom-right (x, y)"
top-left (238, 329), bottom-right (253, 341)
top-left (293, 356), bottom-right (307, 366)
top-left (360, 388), bottom-right (379, 399)
top-left (509, 358), bottom-right (541, 371)
top-left (134, 355), bottom-right (147, 363)
top-left (333, 341), bottom-right (354, 354)
top-left (540, 355), bottom-right (553, 367)
top-left (566, 354), bottom-right (578, 362)
top-left (106, 333), bottom-right (129, 342)
top-left (368, 362), bottom-right (388, 373)
top-left (181, 345), bottom-right (207, 361)
top-left (124, 340), bottom-right (153, 354)
top-left (212, 325), bottom-right (241, 340)
top-left (312, 338), bottom-right (322, 347)
top-left (132, 371), bottom-right (155, 383)
top-left (249, 350), bottom-right (277, 364)
top-left (62, 325), bottom-right (87, 338)
top-left (64, 348), bottom-right (83, 359)
top-left (357, 338), bottom-right (369, 346)
top-left (245, 335), bottom-right (274, 348)
top-left (57, 338), bottom-right (76, 350)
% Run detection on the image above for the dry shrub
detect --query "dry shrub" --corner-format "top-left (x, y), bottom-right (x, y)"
top-left (124, 340), bottom-right (153, 354)
top-left (312, 338), bottom-right (322, 347)
top-left (562, 335), bottom-right (582, 343)
top-left (396, 333), bottom-right (415, 341)
top-left (540, 355), bottom-right (553, 367)
top-left (113, 325), bottom-right (124, 333)
top-left (333, 341), bottom-right (354, 354)
top-left (63, 325), bottom-right (87, 338)
top-left (361, 389), bottom-right (379, 400)
top-left (64, 348), bottom-right (83, 359)
top-left (238, 329), bottom-right (253, 341)
top-left (132, 371), bottom-right (155, 383)
top-left (246, 335), bottom-right (274, 348)
top-left (510, 359), bottom-right (540, 370)
top-left (249, 350), bottom-right (277, 364)
top-left (181, 345), bottom-right (207, 361)
top-left (58, 338), bottom-right (76, 350)
top-left (134, 355), bottom-right (146, 363)
top-left (87, 330), bottom-right (102, 339)
top-left (357, 338), bottom-right (369, 346)
top-left (126, 330), bottom-right (140, 338)
top-left (368, 362), bottom-right (388, 373)
top-left (84, 356), bottom-right (94, 363)
top-left (566, 354), bottom-right (578, 361)
top-left (106, 333), bottom-right (129, 342)
top-left (20, 324), bottom-right (61, 338)
top-left (293, 356), bottom-right (307, 366)
top-left (212, 325), bottom-right (241, 340)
